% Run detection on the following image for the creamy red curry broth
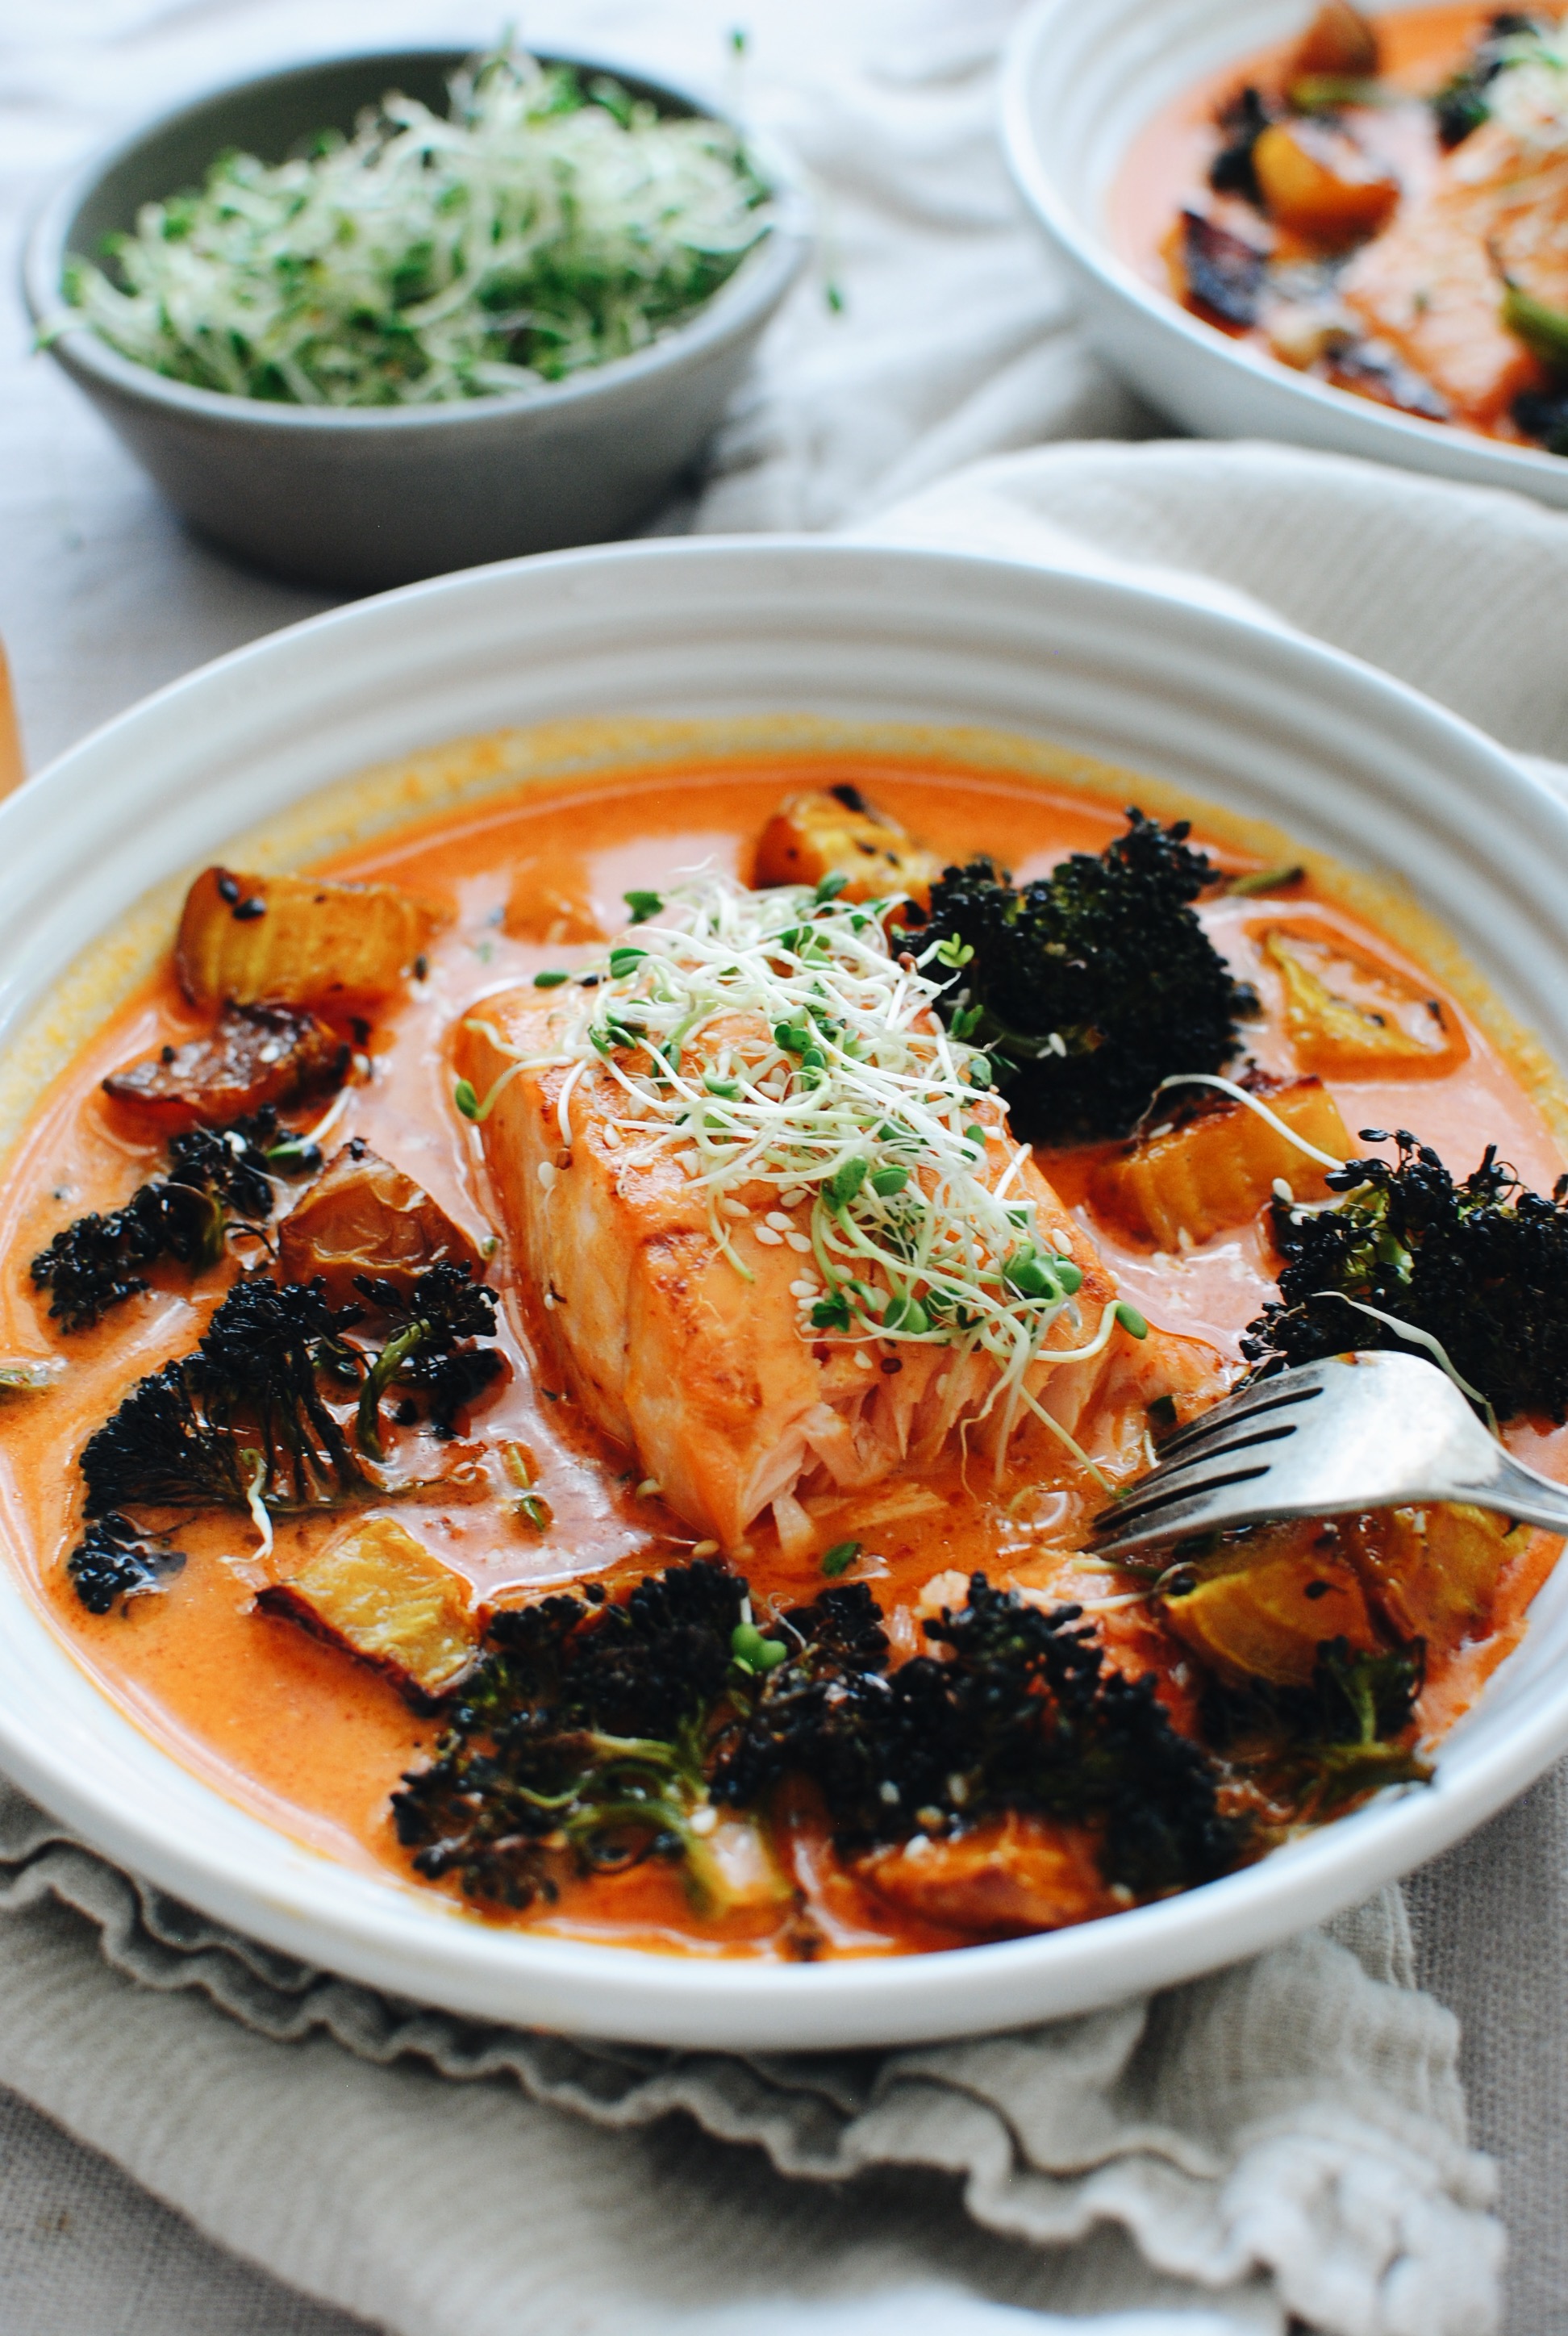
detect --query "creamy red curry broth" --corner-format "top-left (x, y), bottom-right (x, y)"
top-left (0, 756), bottom-right (1561, 1960)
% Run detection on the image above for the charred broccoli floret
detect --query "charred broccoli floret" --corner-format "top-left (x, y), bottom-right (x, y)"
top-left (1208, 84), bottom-right (1272, 199)
top-left (31, 1106), bottom-right (318, 1332)
top-left (390, 1562), bottom-right (764, 1911)
top-left (393, 1567), bottom-right (1254, 1913)
top-left (351, 1263), bottom-right (501, 1457)
top-left (714, 1574), bottom-right (1243, 1896)
top-left (66, 1512), bottom-right (186, 1615)
top-left (1202, 1634), bottom-right (1430, 1818)
top-left (1432, 12), bottom-right (1543, 146)
top-left (81, 1274), bottom-right (368, 1516)
top-left (902, 811), bottom-right (1254, 1141)
top-left (1242, 1130), bottom-right (1568, 1421)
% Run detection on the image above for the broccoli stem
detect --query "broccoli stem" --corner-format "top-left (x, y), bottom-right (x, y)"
top-left (356, 1320), bottom-right (427, 1461)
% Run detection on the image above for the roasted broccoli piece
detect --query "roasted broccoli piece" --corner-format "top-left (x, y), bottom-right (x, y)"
top-left (351, 1262), bottom-right (501, 1457)
top-left (390, 1562), bottom-right (762, 1911)
top-left (81, 1274), bottom-right (369, 1516)
top-left (1432, 12), bottom-right (1543, 146)
top-left (1203, 1634), bottom-right (1430, 1818)
top-left (1242, 1131), bottom-right (1568, 1422)
top-left (66, 1512), bottom-right (186, 1615)
top-left (901, 811), bottom-right (1254, 1141)
top-left (31, 1106), bottom-right (317, 1332)
top-left (1208, 85), bottom-right (1271, 200)
top-left (394, 1566), bottom-right (1256, 1914)
top-left (714, 1575), bottom-right (1243, 1896)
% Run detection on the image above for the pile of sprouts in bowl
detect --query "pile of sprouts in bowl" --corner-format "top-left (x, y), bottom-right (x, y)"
top-left (59, 45), bottom-right (774, 407)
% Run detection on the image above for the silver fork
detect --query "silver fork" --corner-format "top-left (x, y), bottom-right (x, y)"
top-left (1091, 1349), bottom-right (1568, 1562)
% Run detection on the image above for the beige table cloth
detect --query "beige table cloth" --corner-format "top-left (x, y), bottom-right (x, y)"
top-left (2, 2), bottom-right (1567, 2332)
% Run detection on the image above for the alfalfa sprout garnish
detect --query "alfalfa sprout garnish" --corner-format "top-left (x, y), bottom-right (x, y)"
top-left (57, 44), bottom-right (772, 407)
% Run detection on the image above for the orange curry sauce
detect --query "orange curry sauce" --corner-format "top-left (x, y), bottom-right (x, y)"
top-left (1109, 6), bottom-right (1552, 444)
top-left (0, 759), bottom-right (1562, 1958)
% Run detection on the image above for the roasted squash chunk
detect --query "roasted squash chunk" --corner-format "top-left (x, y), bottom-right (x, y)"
top-left (857, 1812), bottom-right (1115, 1935)
top-left (1091, 1075), bottom-right (1351, 1250)
top-left (256, 1515), bottom-right (477, 1703)
top-left (177, 866), bottom-right (448, 1012)
top-left (1252, 917), bottom-right (1469, 1078)
top-left (753, 785), bottom-right (941, 905)
top-left (277, 1140), bottom-right (482, 1305)
top-left (1342, 1503), bottom-right (1525, 1650)
top-left (1290, 0), bottom-right (1378, 82)
top-left (1252, 121), bottom-right (1398, 248)
top-left (1161, 1520), bottom-right (1378, 1687)
top-left (503, 851), bottom-right (604, 945)
top-left (103, 1001), bottom-right (348, 1132)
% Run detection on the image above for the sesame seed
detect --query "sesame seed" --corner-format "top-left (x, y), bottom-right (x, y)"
top-left (720, 1197), bottom-right (749, 1219)
top-left (754, 1225), bottom-right (784, 1245)
top-left (765, 1210), bottom-right (793, 1232)
top-left (853, 1351), bottom-right (874, 1370)
top-left (786, 1230), bottom-right (813, 1253)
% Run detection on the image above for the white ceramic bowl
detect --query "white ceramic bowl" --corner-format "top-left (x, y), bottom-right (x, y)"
top-left (23, 49), bottom-right (811, 588)
top-left (1002, 0), bottom-right (1568, 509)
top-left (5, 536), bottom-right (1568, 2048)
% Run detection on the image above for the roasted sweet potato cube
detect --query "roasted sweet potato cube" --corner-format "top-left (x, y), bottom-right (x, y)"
top-left (1252, 917), bottom-right (1469, 1078)
top-left (177, 866), bottom-right (448, 1012)
top-left (1253, 121), bottom-right (1398, 248)
top-left (857, 1812), bottom-right (1115, 1935)
top-left (1343, 1502), bottom-right (1524, 1651)
top-left (256, 1516), bottom-right (477, 1703)
top-left (1290, 0), bottom-right (1378, 81)
top-left (753, 785), bottom-right (941, 905)
top-left (1090, 1076), bottom-right (1350, 1250)
top-left (103, 1002), bottom-right (349, 1132)
top-left (277, 1141), bottom-right (482, 1304)
top-left (1161, 1520), bottom-right (1378, 1687)
top-left (503, 851), bottom-right (604, 945)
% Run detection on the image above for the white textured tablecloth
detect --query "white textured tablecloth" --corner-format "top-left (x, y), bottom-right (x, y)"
top-left (3, 5), bottom-right (1568, 2335)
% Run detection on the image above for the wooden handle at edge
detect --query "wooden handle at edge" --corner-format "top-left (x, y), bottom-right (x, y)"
top-left (0, 642), bottom-right (27, 799)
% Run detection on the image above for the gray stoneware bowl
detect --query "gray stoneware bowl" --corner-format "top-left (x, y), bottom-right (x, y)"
top-left (23, 49), bottom-right (811, 589)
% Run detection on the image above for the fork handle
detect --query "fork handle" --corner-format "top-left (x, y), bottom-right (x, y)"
top-left (1457, 1451), bottom-right (1568, 1536)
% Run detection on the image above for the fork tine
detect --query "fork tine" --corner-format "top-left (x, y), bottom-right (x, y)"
top-left (1095, 1421), bottom-right (1299, 1529)
top-left (1155, 1370), bottom-right (1329, 1460)
top-left (1093, 1453), bottom-right (1276, 1540)
top-left (1091, 1483), bottom-right (1312, 1560)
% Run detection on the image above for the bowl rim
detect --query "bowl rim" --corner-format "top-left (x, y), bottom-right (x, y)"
top-left (8, 531), bottom-right (1568, 2046)
top-left (998, 0), bottom-right (1568, 494)
top-left (21, 41), bottom-right (812, 434)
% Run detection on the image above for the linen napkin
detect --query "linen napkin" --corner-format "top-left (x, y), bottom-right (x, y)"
top-left (0, 1779), bottom-right (1499, 2336)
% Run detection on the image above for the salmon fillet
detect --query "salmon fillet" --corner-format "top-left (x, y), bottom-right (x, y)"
top-left (1341, 119), bottom-right (1566, 424)
top-left (457, 982), bottom-right (1215, 1553)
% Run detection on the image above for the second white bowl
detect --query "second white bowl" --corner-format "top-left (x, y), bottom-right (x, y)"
top-left (1002, 0), bottom-right (1568, 508)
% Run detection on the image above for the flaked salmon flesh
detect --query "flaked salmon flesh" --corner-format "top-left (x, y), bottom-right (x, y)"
top-left (458, 994), bottom-right (1220, 1552)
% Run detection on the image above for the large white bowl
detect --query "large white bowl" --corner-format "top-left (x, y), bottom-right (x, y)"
top-left (1001, 0), bottom-right (1568, 509)
top-left (5, 536), bottom-right (1568, 2048)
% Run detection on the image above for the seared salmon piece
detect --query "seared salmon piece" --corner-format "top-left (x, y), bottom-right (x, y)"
top-left (1341, 119), bottom-right (1566, 425)
top-left (457, 991), bottom-right (1207, 1553)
